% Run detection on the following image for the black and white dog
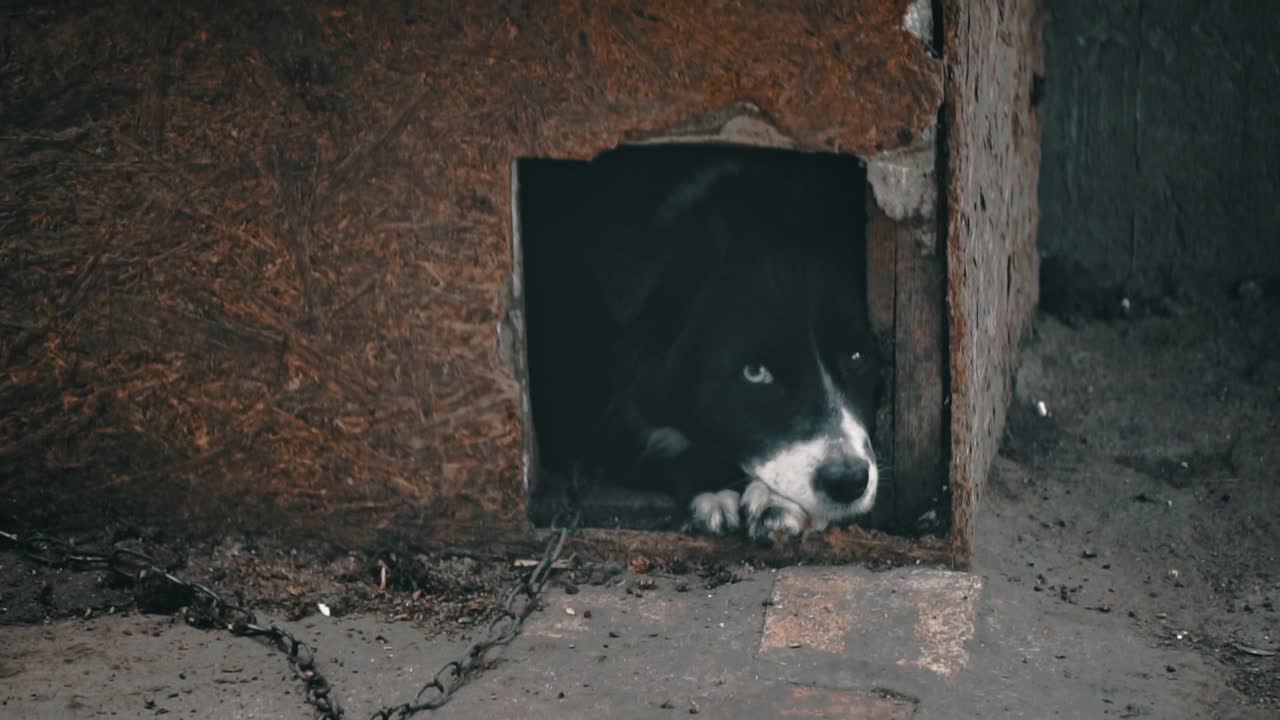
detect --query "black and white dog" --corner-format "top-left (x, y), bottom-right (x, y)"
top-left (522, 145), bottom-right (882, 543)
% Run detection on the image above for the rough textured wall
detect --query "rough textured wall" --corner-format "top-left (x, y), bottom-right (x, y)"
top-left (0, 0), bottom-right (941, 549)
top-left (1039, 0), bottom-right (1280, 291)
top-left (943, 0), bottom-right (1044, 565)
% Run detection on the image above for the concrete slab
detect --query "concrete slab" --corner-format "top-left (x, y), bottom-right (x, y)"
top-left (753, 565), bottom-right (1252, 719)
top-left (700, 684), bottom-right (917, 719)
top-left (762, 567), bottom-right (982, 682)
top-left (0, 611), bottom-right (471, 719)
top-left (1, 563), bottom-right (1264, 719)
top-left (468, 571), bottom-right (776, 719)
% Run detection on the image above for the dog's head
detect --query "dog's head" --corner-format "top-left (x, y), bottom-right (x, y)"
top-left (669, 253), bottom-right (883, 525)
top-left (595, 152), bottom-right (883, 525)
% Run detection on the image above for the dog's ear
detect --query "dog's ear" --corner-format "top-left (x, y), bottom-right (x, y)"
top-left (592, 216), bottom-right (730, 327)
top-left (590, 226), bottom-right (674, 326)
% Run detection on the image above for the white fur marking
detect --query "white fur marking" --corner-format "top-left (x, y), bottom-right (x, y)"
top-left (689, 489), bottom-right (741, 535)
top-left (741, 479), bottom-right (811, 540)
top-left (839, 406), bottom-right (878, 516)
top-left (742, 360), bottom-right (879, 526)
top-left (745, 437), bottom-right (828, 508)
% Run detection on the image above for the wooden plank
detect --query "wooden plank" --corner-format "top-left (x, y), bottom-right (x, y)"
top-left (864, 200), bottom-right (898, 532)
top-left (865, 197), bottom-right (898, 339)
top-left (555, 526), bottom-right (952, 568)
top-left (942, 0), bottom-right (1044, 566)
top-left (889, 210), bottom-right (948, 537)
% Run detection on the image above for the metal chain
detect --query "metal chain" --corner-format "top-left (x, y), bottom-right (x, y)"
top-left (0, 508), bottom-right (579, 720)
top-left (0, 528), bottom-right (344, 719)
top-left (370, 508), bottom-right (579, 719)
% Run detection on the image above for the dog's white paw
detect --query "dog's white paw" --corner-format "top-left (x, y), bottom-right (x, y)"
top-left (741, 480), bottom-right (809, 544)
top-left (687, 489), bottom-right (742, 535)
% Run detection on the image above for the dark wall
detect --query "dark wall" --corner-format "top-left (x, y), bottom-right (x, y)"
top-left (1039, 0), bottom-right (1280, 292)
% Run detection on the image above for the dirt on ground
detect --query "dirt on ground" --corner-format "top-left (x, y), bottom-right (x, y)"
top-left (0, 529), bottom-right (523, 637)
top-left (979, 280), bottom-right (1280, 708)
top-left (2, 283), bottom-right (1278, 712)
top-left (0, 524), bottom-right (743, 636)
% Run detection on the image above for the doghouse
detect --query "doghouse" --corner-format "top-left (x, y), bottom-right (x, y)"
top-left (0, 0), bottom-right (1042, 568)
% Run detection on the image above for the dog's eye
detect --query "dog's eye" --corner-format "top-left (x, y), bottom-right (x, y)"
top-left (742, 363), bottom-right (774, 385)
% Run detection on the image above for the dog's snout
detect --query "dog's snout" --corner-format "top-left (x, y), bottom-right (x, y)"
top-left (814, 457), bottom-right (870, 504)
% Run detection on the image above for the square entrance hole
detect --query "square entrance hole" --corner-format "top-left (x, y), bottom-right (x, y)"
top-left (517, 143), bottom-right (880, 532)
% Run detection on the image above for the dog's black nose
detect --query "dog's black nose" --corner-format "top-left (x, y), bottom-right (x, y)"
top-left (814, 458), bottom-right (870, 504)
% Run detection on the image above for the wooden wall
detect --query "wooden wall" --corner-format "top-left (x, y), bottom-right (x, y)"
top-left (1, 1), bottom-right (948, 557)
top-left (942, 0), bottom-right (1045, 564)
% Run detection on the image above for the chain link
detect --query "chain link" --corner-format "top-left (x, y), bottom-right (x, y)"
top-left (0, 528), bottom-right (344, 719)
top-left (1, 508), bottom-right (579, 720)
top-left (370, 509), bottom-right (579, 719)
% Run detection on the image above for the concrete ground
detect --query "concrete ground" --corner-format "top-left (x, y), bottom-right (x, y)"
top-left (2, 292), bottom-right (1277, 719)
top-left (0, 563), bottom-right (1258, 719)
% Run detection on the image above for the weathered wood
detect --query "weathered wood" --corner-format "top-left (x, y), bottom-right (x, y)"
top-left (864, 200), bottom-right (898, 532)
top-left (889, 211), bottom-right (949, 536)
top-left (554, 526), bottom-right (951, 569)
top-left (865, 200), bottom-right (898, 341)
top-left (942, 0), bottom-right (1045, 566)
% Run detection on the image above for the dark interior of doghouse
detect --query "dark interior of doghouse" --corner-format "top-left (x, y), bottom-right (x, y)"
top-left (518, 143), bottom-right (893, 532)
